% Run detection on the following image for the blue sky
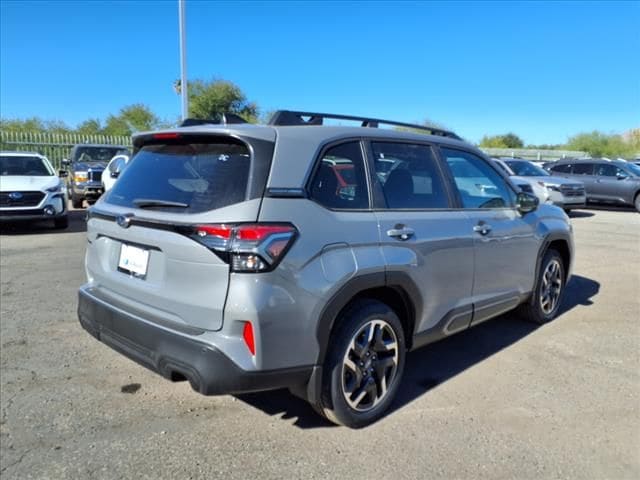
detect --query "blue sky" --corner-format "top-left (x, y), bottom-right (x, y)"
top-left (1, 0), bottom-right (638, 145)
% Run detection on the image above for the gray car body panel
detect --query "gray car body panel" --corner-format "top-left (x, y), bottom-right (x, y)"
top-left (79, 121), bottom-right (575, 394)
top-left (549, 159), bottom-right (640, 205)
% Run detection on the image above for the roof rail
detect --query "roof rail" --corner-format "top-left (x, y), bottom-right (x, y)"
top-left (180, 113), bottom-right (248, 127)
top-left (268, 110), bottom-right (461, 140)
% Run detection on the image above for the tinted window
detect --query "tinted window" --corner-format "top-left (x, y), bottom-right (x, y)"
top-left (572, 163), bottom-right (594, 175)
top-left (0, 155), bottom-right (52, 176)
top-left (371, 142), bottom-right (448, 209)
top-left (550, 163), bottom-right (572, 173)
top-left (106, 141), bottom-right (252, 213)
top-left (74, 146), bottom-right (128, 163)
top-left (594, 164), bottom-right (623, 177)
top-left (505, 160), bottom-right (549, 176)
top-left (309, 142), bottom-right (368, 209)
top-left (441, 148), bottom-right (515, 209)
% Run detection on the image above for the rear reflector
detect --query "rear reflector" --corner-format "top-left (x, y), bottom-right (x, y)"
top-left (243, 322), bottom-right (255, 356)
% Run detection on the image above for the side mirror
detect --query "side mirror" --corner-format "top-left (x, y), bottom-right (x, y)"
top-left (58, 170), bottom-right (68, 178)
top-left (110, 171), bottom-right (120, 179)
top-left (616, 172), bottom-right (628, 180)
top-left (61, 158), bottom-right (70, 166)
top-left (516, 192), bottom-right (539, 214)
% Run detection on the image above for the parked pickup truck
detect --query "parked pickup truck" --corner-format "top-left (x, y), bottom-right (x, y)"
top-left (63, 144), bottom-right (129, 208)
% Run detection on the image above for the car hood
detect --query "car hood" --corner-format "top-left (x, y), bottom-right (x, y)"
top-left (73, 162), bottom-right (107, 171)
top-left (0, 175), bottom-right (60, 192)
top-left (525, 175), bottom-right (583, 186)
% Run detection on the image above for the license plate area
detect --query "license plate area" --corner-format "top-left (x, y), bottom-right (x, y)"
top-left (118, 243), bottom-right (150, 279)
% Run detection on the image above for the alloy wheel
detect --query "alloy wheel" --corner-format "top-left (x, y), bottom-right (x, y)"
top-left (341, 319), bottom-right (399, 412)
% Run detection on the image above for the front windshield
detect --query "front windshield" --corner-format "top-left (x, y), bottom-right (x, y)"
top-left (73, 146), bottom-right (128, 163)
top-left (625, 162), bottom-right (640, 176)
top-left (0, 155), bottom-right (53, 176)
top-left (506, 160), bottom-right (549, 177)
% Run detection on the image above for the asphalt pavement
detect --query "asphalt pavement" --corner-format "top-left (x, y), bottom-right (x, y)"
top-left (1, 207), bottom-right (639, 479)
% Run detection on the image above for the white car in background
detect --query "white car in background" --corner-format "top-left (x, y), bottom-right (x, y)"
top-left (494, 158), bottom-right (586, 212)
top-left (491, 158), bottom-right (551, 204)
top-left (0, 151), bottom-right (69, 229)
top-left (102, 154), bottom-right (130, 192)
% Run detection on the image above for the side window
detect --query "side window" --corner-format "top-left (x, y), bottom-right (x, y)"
top-left (594, 164), bottom-right (621, 177)
top-left (371, 142), bottom-right (449, 209)
top-left (441, 148), bottom-right (515, 209)
top-left (572, 163), bottom-right (594, 175)
top-left (309, 141), bottom-right (368, 209)
top-left (551, 163), bottom-right (572, 173)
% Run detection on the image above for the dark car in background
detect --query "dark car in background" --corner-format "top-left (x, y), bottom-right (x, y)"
top-left (63, 144), bottom-right (129, 208)
top-left (546, 158), bottom-right (640, 212)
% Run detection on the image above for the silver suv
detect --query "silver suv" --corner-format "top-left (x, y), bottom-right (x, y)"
top-left (546, 158), bottom-right (640, 212)
top-left (78, 111), bottom-right (574, 428)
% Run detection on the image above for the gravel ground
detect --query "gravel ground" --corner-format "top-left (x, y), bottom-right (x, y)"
top-left (1, 206), bottom-right (639, 479)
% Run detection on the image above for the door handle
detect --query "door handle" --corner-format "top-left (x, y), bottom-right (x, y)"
top-left (387, 226), bottom-right (415, 241)
top-left (473, 223), bottom-right (492, 236)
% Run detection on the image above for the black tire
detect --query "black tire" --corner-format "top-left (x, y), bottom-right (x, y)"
top-left (634, 193), bottom-right (640, 213)
top-left (53, 216), bottom-right (69, 229)
top-left (518, 248), bottom-right (565, 324)
top-left (71, 192), bottom-right (83, 209)
top-left (316, 299), bottom-right (406, 428)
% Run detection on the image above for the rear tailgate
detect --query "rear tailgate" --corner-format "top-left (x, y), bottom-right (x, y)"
top-left (84, 131), bottom-right (275, 332)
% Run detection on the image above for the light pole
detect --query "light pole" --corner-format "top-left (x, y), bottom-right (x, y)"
top-left (178, 0), bottom-right (188, 120)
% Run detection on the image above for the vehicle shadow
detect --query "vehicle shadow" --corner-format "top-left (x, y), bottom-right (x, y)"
top-left (566, 210), bottom-right (595, 218)
top-left (235, 274), bottom-right (600, 429)
top-left (0, 209), bottom-right (87, 235)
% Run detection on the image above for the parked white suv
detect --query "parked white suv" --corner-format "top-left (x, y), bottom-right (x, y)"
top-left (0, 151), bottom-right (69, 229)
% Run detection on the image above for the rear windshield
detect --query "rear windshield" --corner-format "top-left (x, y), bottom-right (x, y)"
top-left (0, 155), bottom-right (53, 176)
top-left (105, 141), bottom-right (252, 213)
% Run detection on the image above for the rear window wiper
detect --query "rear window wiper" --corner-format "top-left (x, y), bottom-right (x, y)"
top-left (133, 199), bottom-right (190, 209)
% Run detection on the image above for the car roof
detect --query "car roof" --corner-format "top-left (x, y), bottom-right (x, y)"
top-left (72, 144), bottom-right (129, 149)
top-left (0, 151), bottom-right (46, 158)
top-left (133, 122), bottom-right (478, 188)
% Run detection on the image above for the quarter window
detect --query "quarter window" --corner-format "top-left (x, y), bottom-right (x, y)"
top-left (309, 142), bottom-right (368, 209)
top-left (441, 148), bottom-right (515, 209)
top-left (371, 142), bottom-right (449, 209)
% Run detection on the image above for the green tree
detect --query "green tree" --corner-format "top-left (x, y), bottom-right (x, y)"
top-left (76, 118), bottom-right (103, 136)
top-left (185, 78), bottom-right (258, 122)
top-left (101, 104), bottom-right (160, 136)
top-left (566, 131), bottom-right (636, 157)
top-left (480, 133), bottom-right (524, 149)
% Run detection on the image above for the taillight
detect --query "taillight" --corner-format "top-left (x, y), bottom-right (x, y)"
top-left (185, 223), bottom-right (297, 273)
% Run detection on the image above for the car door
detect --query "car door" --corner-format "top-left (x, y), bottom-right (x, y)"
top-left (569, 162), bottom-right (597, 198)
top-left (591, 163), bottom-right (629, 201)
top-left (438, 147), bottom-right (539, 326)
top-left (367, 140), bottom-right (476, 336)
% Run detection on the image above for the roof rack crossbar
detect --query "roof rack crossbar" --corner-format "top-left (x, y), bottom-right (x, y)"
top-left (268, 110), bottom-right (461, 140)
top-left (180, 113), bottom-right (247, 127)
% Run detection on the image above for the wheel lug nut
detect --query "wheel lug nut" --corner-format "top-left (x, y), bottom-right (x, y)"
top-left (359, 361), bottom-right (364, 367)
top-left (366, 352), bottom-right (370, 357)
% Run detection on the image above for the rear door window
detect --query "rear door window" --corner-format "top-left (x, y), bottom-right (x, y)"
top-left (572, 163), bottom-right (594, 175)
top-left (106, 141), bottom-right (252, 213)
top-left (550, 164), bottom-right (572, 173)
top-left (371, 142), bottom-right (449, 209)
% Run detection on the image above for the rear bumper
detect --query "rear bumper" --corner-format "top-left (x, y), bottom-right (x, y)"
top-left (77, 286), bottom-right (313, 395)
